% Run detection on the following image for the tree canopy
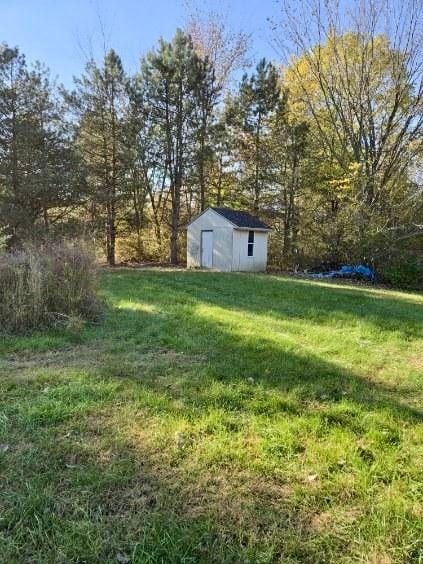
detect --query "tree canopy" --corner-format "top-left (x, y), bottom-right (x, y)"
top-left (0, 0), bottom-right (421, 286)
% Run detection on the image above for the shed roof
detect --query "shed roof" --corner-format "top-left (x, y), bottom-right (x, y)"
top-left (210, 207), bottom-right (271, 230)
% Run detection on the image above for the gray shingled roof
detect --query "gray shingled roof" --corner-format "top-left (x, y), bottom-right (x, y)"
top-left (211, 207), bottom-right (271, 230)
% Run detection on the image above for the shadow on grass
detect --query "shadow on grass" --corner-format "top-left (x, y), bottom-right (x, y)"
top-left (2, 413), bottom-right (349, 563)
top-left (90, 273), bottom-right (423, 560)
top-left (99, 270), bottom-right (422, 423)
top-left (2, 270), bottom-right (422, 562)
top-left (141, 271), bottom-right (423, 338)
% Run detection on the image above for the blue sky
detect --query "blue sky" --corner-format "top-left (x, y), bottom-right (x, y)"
top-left (1, 0), bottom-right (282, 86)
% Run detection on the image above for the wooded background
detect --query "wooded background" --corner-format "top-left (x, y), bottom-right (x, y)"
top-left (0, 0), bottom-right (421, 286)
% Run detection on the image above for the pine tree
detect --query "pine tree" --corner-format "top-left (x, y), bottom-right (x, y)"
top-left (0, 45), bottom-right (80, 246)
top-left (140, 29), bottom-right (204, 264)
top-left (226, 59), bottom-right (281, 214)
top-left (193, 55), bottom-right (221, 211)
top-left (70, 50), bottom-right (129, 266)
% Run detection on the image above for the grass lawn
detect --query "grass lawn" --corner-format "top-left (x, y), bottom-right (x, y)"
top-left (1, 269), bottom-right (422, 563)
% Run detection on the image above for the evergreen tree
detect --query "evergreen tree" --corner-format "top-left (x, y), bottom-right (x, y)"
top-left (140, 29), bottom-right (203, 264)
top-left (268, 98), bottom-right (308, 265)
top-left (227, 59), bottom-right (281, 214)
top-left (0, 45), bottom-right (80, 246)
top-left (192, 55), bottom-right (221, 211)
top-left (69, 50), bottom-right (129, 266)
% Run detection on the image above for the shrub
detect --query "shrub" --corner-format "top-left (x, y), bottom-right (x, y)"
top-left (0, 241), bottom-right (101, 333)
top-left (380, 257), bottom-right (423, 290)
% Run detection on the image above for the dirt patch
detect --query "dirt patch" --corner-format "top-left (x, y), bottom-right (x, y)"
top-left (102, 263), bottom-right (186, 271)
top-left (409, 354), bottom-right (423, 373)
top-left (98, 477), bottom-right (158, 517)
top-left (310, 507), bottom-right (361, 533)
top-left (369, 552), bottom-right (393, 564)
top-left (0, 345), bottom-right (204, 378)
top-left (0, 345), bottom-right (103, 372)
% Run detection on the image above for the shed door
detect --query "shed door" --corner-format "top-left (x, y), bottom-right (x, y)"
top-left (201, 230), bottom-right (213, 268)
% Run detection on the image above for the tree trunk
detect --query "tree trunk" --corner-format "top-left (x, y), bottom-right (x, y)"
top-left (106, 202), bottom-right (116, 266)
top-left (253, 113), bottom-right (262, 214)
top-left (216, 155), bottom-right (223, 206)
top-left (170, 230), bottom-right (178, 265)
top-left (170, 176), bottom-right (181, 265)
top-left (132, 183), bottom-right (144, 261)
top-left (43, 207), bottom-right (49, 231)
top-left (199, 119), bottom-right (206, 211)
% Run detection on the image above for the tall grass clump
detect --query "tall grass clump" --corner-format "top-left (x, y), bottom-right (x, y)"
top-left (0, 241), bottom-right (101, 333)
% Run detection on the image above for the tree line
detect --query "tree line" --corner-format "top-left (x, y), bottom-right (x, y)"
top-left (0, 0), bottom-right (421, 281)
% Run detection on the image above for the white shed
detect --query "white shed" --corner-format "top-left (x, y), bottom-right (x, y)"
top-left (187, 207), bottom-right (271, 272)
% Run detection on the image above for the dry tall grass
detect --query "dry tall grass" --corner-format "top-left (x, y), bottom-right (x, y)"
top-left (0, 241), bottom-right (101, 333)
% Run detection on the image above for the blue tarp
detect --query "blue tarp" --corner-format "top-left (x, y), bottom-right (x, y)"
top-left (309, 264), bottom-right (375, 281)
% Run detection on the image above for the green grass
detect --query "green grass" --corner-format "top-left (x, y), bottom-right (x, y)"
top-left (1, 269), bottom-right (422, 563)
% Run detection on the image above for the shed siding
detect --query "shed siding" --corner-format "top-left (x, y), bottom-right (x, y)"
top-left (187, 208), bottom-right (269, 272)
top-left (187, 209), bottom-right (233, 271)
top-left (232, 230), bottom-right (268, 272)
